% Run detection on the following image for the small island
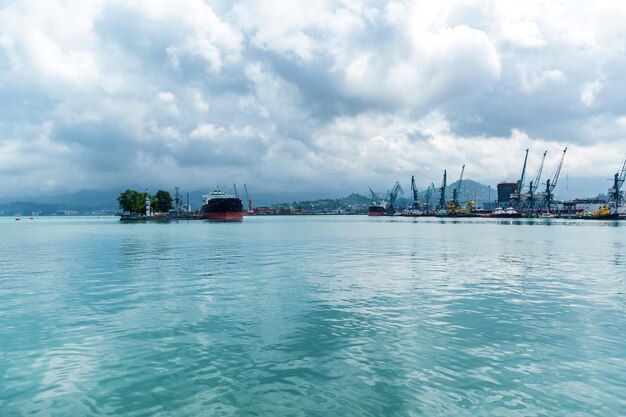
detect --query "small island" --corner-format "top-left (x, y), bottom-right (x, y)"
top-left (117, 188), bottom-right (201, 221)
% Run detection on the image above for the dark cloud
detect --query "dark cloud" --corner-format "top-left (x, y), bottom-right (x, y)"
top-left (95, 5), bottom-right (173, 66)
top-left (0, 87), bottom-right (56, 126)
top-left (51, 120), bottom-right (140, 171)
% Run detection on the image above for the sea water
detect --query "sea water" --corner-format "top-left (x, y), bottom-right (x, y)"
top-left (1, 216), bottom-right (625, 416)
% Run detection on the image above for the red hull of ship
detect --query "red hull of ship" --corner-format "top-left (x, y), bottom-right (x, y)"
top-left (368, 212), bottom-right (387, 216)
top-left (202, 212), bottom-right (244, 221)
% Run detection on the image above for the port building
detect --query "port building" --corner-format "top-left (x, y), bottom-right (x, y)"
top-left (497, 182), bottom-right (517, 206)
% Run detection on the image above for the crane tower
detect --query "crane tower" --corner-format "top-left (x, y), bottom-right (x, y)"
top-left (539, 147), bottom-right (567, 215)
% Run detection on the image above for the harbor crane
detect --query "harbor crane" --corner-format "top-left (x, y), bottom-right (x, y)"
top-left (540, 147), bottom-right (567, 214)
top-left (410, 176), bottom-right (420, 209)
top-left (510, 148), bottom-right (529, 210)
top-left (605, 154), bottom-right (626, 216)
top-left (526, 150), bottom-right (547, 214)
top-left (369, 187), bottom-right (383, 206)
top-left (437, 170), bottom-right (447, 211)
top-left (424, 183), bottom-right (436, 212)
top-left (448, 164), bottom-right (465, 213)
top-left (386, 182), bottom-right (404, 213)
top-left (243, 184), bottom-right (253, 214)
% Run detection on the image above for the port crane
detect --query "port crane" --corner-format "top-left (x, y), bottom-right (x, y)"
top-left (525, 150), bottom-right (547, 214)
top-left (448, 164), bottom-right (465, 213)
top-left (369, 187), bottom-right (382, 205)
top-left (540, 147), bottom-right (567, 214)
top-left (424, 183), bottom-right (436, 212)
top-left (243, 184), bottom-right (253, 214)
top-left (510, 148), bottom-right (529, 210)
top-left (604, 155), bottom-right (626, 216)
top-left (437, 170), bottom-right (447, 211)
top-left (410, 176), bottom-right (420, 209)
top-left (386, 181), bottom-right (404, 213)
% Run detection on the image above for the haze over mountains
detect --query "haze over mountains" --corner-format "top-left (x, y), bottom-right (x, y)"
top-left (0, 177), bottom-right (608, 216)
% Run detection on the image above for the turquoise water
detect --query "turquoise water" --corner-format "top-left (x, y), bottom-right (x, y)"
top-left (1, 216), bottom-right (625, 416)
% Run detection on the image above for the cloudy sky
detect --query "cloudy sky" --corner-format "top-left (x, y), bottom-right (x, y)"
top-left (1, 0), bottom-right (625, 199)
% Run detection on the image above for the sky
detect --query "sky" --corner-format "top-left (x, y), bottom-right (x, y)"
top-left (1, 0), bottom-right (625, 200)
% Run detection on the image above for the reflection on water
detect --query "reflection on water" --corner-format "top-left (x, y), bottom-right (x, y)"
top-left (0, 216), bottom-right (625, 416)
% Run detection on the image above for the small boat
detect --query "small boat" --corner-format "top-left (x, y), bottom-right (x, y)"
top-left (435, 209), bottom-right (450, 217)
top-left (588, 206), bottom-right (620, 220)
top-left (400, 209), bottom-right (423, 217)
top-left (484, 207), bottom-right (521, 218)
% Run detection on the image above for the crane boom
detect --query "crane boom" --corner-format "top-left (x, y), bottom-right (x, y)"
top-left (425, 183), bottom-right (435, 209)
top-left (243, 184), bottom-right (252, 213)
top-left (539, 147), bottom-right (567, 215)
top-left (458, 164), bottom-right (465, 194)
top-left (518, 148), bottom-right (529, 193)
top-left (438, 170), bottom-right (447, 210)
top-left (369, 187), bottom-right (380, 204)
top-left (389, 182), bottom-right (404, 206)
top-left (452, 164), bottom-right (465, 204)
top-left (618, 154), bottom-right (626, 188)
top-left (549, 147), bottom-right (567, 192)
top-left (410, 176), bottom-right (419, 208)
top-left (530, 151), bottom-right (547, 194)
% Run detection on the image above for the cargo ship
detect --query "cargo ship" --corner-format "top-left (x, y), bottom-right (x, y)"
top-left (368, 183), bottom-right (402, 216)
top-left (368, 205), bottom-right (389, 216)
top-left (201, 189), bottom-right (243, 221)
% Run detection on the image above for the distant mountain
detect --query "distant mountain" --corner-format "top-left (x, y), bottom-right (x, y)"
top-left (395, 179), bottom-right (496, 208)
top-left (0, 201), bottom-right (110, 215)
top-left (341, 193), bottom-right (372, 205)
top-left (37, 189), bottom-right (121, 209)
top-left (0, 201), bottom-right (66, 215)
top-left (0, 187), bottom-right (350, 214)
top-left (271, 193), bottom-right (370, 210)
top-left (269, 181), bottom-right (498, 213)
top-left (2, 178), bottom-right (604, 216)
top-left (446, 179), bottom-right (496, 203)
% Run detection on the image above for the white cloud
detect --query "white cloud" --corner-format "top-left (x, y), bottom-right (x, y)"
top-left (189, 122), bottom-right (224, 140)
top-left (0, 1), bottom-right (104, 87)
top-left (581, 78), bottom-right (604, 106)
top-left (190, 89), bottom-right (209, 113)
top-left (134, 0), bottom-right (243, 70)
top-left (157, 91), bottom-right (180, 117)
top-left (233, 0), bottom-right (338, 61)
top-left (521, 69), bottom-right (566, 93)
top-left (338, 24), bottom-right (501, 109)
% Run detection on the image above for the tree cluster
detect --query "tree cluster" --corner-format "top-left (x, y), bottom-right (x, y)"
top-left (117, 189), bottom-right (173, 214)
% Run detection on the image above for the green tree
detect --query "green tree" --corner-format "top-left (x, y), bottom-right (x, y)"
top-left (154, 190), bottom-right (173, 213)
top-left (117, 189), bottom-right (146, 214)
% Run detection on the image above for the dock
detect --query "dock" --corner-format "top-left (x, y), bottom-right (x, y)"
top-left (119, 213), bottom-right (203, 221)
